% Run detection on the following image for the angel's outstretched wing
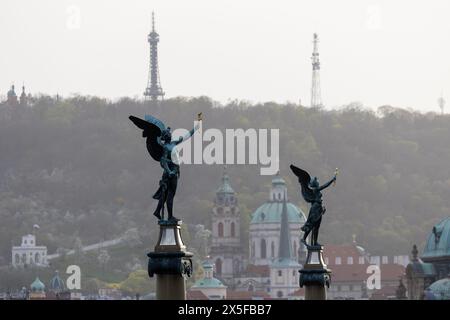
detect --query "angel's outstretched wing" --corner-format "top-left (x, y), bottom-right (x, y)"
top-left (129, 115), bottom-right (165, 162)
top-left (290, 164), bottom-right (315, 203)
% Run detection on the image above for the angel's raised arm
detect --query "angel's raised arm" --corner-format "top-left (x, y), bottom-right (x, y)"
top-left (319, 176), bottom-right (336, 191)
top-left (175, 123), bottom-right (200, 145)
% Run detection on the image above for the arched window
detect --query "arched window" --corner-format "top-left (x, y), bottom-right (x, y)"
top-left (35, 252), bottom-right (40, 263)
top-left (21, 254), bottom-right (26, 264)
top-left (248, 284), bottom-right (254, 292)
top-left (218, 222), bottom-right (224, 237)
top-left (230, 222), bottom-right (235, 237)
top-left (261, 239), bottom-right (267, 259)
top-left (15, 254), bottom-right (20, 265)
top-left (215, 258), bottom-right (222, 275)
top-left (277, 291), bottom-right (283, 298)
top-left (271, 241), bottom-right (275, 257)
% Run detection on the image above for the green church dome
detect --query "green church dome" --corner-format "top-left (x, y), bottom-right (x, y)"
top-left (251, 202), bottom-right (306, 224)
top-left (31, 277), bottom-right (45, 292)
top-left (251, 174), bottom-right (306, 224)
top-left (422, 217), bottom-right (450, 260)
top-left (191, 261), bottom-right (226, 289)
top-left (426, 278), bottom-right (450, 300)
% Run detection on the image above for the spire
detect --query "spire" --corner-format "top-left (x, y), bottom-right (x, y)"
top-left (152, 11), bottom-right (155, 32)
top-left (20, 84), bottom-right (27, 106)
top-left (412, 244), bottom-right (419, 261)
top-left (216, 165), bottom-right (234, 194)
top-left (278, 198), bottom-right (293, 260)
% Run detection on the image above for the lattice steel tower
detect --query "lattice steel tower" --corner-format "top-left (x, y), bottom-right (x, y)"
top-left (310, 33), bottom-right (322, 108)
top-left (438, 93), bottom-right (445, 115)
top-left (144, 12), bottom-right (165, 102)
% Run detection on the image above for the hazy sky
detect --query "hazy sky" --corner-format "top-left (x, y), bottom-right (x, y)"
top-left (1, 0), bottom-right (450, 112)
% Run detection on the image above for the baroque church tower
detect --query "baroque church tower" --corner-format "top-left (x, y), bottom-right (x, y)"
top-left (210, 166), bottom-right (244, 285)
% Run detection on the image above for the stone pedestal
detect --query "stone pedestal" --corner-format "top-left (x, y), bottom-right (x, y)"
top-left (148, 220), bottom-right (193, 300)
top-left (299, 245), bottom-right (331, 300)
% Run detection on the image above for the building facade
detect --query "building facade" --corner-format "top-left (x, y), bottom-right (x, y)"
top-left (406, 216), bottom-right (450, 300)
top-left (12, 234), bottom-right (48, 267)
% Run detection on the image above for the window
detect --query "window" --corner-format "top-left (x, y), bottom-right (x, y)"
top-left (277, 291), bottom-right (283, 298)
top-left (230, 222), bottom-right (235, 237)
top-left (293, 270), bottom-right (296, 276)
top-left (359, 257), bottom-right (365, 264)
top-left (215, 259), bottom-right (222, 275)
top-left (347, 257), bottom-right (353, 265)
top-left (271, 241), bottom-right (275, 258)
top-left (35, 252), bottom-right (40, 263)
top-left (251, 242), bottom-right (255, 258)
top-left (382, 256), bottom-right (388, 264)
top-left (218, 222), bottom-right (224, 237)
top-left (261, 239), bottom-right (267, 259)
top-left (278, 270), bottom-right (282, 277)
top-left (335, 257), bottom-right (342, 265)
top-left (15, 254), bottom-right (20, 264)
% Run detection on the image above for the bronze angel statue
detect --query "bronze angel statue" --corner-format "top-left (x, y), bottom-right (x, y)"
top-left (290, 165), bottom-right (338, 247)
top-left (129, 113), bottom-right (202, 222)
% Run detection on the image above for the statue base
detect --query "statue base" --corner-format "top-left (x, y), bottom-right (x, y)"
top-left (148, 219), bottom-right (193, 300)
top-left (299, 245), bottom-right (331, 300)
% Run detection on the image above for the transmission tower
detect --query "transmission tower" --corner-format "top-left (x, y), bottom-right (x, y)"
top-left (310, 33), bottom-right (322, 108)
top-left (438, 93), bottom-right (445, 115)
top-left (144, 12), bottom-right (165, 102)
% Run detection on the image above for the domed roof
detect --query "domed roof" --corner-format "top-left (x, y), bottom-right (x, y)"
top-left (191, 261), bottom-right (226, 289)
top-left (49, 271), bottom-right (65, 291)
top-left (425, 278), bottom-right (450, 300)
top-left (216, 167), bottom-right (234, 194)
top-left (251, 202), bottom-right (306, 224)
top-left (422, 217), bottom-right (450, 260)
top-left (251, 174), bottom-right (306, 224)
top-left (192, 277), bottom-right (226, 288)
top-left (7, 85), bottom-right (17, 97)
top-left (31, 277), bottom-right (45, 292)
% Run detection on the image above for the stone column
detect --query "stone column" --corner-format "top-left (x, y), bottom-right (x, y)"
top-left (299, 245), bottom-right (331, 300)
top-left (148, 220), bottom-right (193, 300)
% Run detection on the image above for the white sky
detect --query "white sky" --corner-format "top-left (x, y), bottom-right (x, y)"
top-left (1, 0), bottom-right (450, 112)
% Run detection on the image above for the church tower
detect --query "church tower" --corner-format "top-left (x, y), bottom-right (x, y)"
top-left (19, 85), bottom-right (28, 107)
top-left (269, 198), bottom-right (301, 298)
top-left (210, 166), bottom-right (243, 285)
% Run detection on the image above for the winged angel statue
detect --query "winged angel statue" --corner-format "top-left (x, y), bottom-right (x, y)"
top-left (129, 113), bottom-right (202, 222)
top-left (290, 165), bottom-right (337, 247)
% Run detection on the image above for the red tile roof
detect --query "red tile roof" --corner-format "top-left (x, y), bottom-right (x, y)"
top-left (323, 244), bottom-right (364, 265)
top-left (289, 288), bottom-right (305, 297)
top-left (187, 290), bottom-right (209, 300)
top-left (226, 289), bottom-right (270, 300)
top-left (244, 264), bottom-right (270, 277)
top-left (329, 263), bottom-right (405, 282)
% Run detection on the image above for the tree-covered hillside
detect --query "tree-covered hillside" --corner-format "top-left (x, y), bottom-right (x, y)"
top-left (1, 95), bottom-right (450, 268)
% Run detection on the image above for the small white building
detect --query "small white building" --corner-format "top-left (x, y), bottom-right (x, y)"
top-left (189, 261), bottom-right (228, 300)
top-left (12, 234), bottom-right (48, 267)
